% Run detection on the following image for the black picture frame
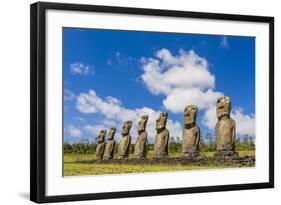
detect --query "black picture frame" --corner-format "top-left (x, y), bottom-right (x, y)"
top-left (30, 1), bottom-right (274, 203)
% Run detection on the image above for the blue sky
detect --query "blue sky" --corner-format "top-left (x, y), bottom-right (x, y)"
top-left (63, 27), bottom-right (255, 144)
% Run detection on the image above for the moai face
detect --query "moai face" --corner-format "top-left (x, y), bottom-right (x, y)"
top-left (121, 120), bottom-right (132, 135)
top-left (108, 127), bottom-right (116, 140)
top-left (97, 129), bottom-right (106, 142)
top-left (137, 115), bottom-right (149, 132)
top-left (216, 96), bottom-right (231, 119)
top-left (156, 112), bottom-right (168, 130)
top-left (184, 105), bottom-right (198, 125)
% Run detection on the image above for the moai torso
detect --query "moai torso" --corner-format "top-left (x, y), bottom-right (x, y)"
top-left (215, 96), bottom-right (236, 152)
top-left (134, 115), bottom-right (149, 159)
top-left (103, 128), bottom-right (116, 160)
top-left (154, 112), bottom-right (169, 158)
top-left (117, 135), bottom-right (131, 158)
top-left (95, 130), bottom-right (106, 160)
top-left (117, 121), bottom-right (132, 159)
top-left (216, 117), bottom-right (235, 151)
top-left (182, 126), bottom-right (200, 153)
top-left (154, 129), bottom-right (169, 157)
top-left (134, 132), bottom-right (148, 158)
top-left (182, 105), bottom-right (200, 157)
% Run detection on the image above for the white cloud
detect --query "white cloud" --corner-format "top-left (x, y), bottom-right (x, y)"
top-left (232, 108), bottom-right (255, 136)
top-left (140, 48), bottom-right (255, 136)
top-left (163, 88), bottom-right (222, 113)
top-left (83, 124), bottom-right (104, 136)
top-left (67, 125), bottom-right (82, 138)
top-left (70, 62), bottom-right (94, 75)
top-left (76, 90), bottom-right (122, 118)
top-left (140, 48), bottom-right (218, 112)
top-left (201, 106), bottom-right (217, 130)
top-left (220, 36), bottom-right (229, 48)
top-left (76, 89), bottom-right (182, 142)
top-left (141, 49), bottom-right (215, 96)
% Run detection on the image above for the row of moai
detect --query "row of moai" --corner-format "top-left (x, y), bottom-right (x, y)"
top-left (95, 96), bottom-right (237, 160)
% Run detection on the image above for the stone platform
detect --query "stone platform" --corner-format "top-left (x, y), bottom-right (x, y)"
top-left (76, 156), bottom-right (255, 167)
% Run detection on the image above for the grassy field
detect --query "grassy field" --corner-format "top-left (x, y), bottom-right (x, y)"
top-left (64, 150), bottom-right (255, 176)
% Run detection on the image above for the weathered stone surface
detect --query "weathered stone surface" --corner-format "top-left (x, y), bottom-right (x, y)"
top-left (78, 156), bottom-right (255, 167)
top-left (134, 115), bottom-right (149, 159)
top-left (95, 129), bottom-right (106, 160)
top-left (117, 121), bottom-right (132, 159)
top-left (182, 105), bottom-right (200, 158)
top-left (214, 150), bottom-right (239, 160)
top-left (103, 127), bottom-right (116, 160)
top-left (215, 96), bottom-right (237, 158)
top-left (154, 112), bottom-right (169, 158)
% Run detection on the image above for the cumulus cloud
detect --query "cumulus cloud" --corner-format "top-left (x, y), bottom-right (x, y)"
top-left (76, 90), bottom-right (122, 118)
top-left (70, 62), bottom-right (94, 75)
top-left (141, 49), bottom-right (215, 96)
top-left (83, 124), bottom-right (105, 135)
top-left (76, 89), bottom-right (182, 142)
top-left (232, 108), bottom-right (255, 136)
top-left (163, 88), bottom-right (222, 113)
top-left (67, 125), bottom-right (82, 138)
top-left (141, 48), bottom-right (219, 112)
top-left (140, 48), bottom-right (255, 136)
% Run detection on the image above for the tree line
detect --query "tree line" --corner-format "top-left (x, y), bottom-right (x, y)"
top-left (64, 134), bottom-right (255, 154)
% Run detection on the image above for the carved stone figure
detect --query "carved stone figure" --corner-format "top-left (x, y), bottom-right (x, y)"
top-left (134, 115), bottom-right (149, 159)
top-left (214, 96), bottom-right (238, 158)
top-left (154, 112), bottom-right (169, 158)
top-left (103, 127), bottom-right (116, 160)
top-left (117, 121), bottom-right (132, 159)
top-left (182, 105), bottom-right (200, 158)
top-left (95, 129), bottom-right (106, 160)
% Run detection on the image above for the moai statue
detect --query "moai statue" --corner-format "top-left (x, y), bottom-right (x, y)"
top-left (154, 112), bottom-right (169, 158)
top-left (214, 96), bottom-right (238, 158)
top-left (95, 129), bottom-right (106, 160)
top-left (117, 121), bottom-right (132, 159)
top-left (182, 105), bottom-right (200, 158)
top-left (134, 115), bottom-right (149, 159)
top-left (103, 127), bottom-right (116, 160)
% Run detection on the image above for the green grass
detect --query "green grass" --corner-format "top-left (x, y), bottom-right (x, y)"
top-left (64, 150), bottom-right (255, 176)
top-left (64, 163), bottom-right (240, 176)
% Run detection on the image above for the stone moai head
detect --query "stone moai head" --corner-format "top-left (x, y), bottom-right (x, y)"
top-left (137, 115), bottom-right (149, 133)
top-left (97, 129), bottom-right (106, 142)
top-left (121, 120), bottom-right (132, 135)
top-left (216, 96), bottom-right (231, 119)
top-left (156, 112), bottom-right (168, 130)
top-left (184, 105), bottom-right (198, 125)
top-left (108, 127), bottom-right (116, 140)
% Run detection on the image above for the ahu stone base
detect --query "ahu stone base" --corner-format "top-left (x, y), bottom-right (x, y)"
top-left (214, 150), bottom-right (239, 160)
top-left (77, 156), bottom-right (255, 167)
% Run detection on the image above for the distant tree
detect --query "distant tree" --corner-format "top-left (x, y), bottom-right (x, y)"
top-left (200, 133), bottom-right (216, 152)
top-left (169, 136), bottom-right (175, 144)
top-left (169, 136), bottom-right (181, 153)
